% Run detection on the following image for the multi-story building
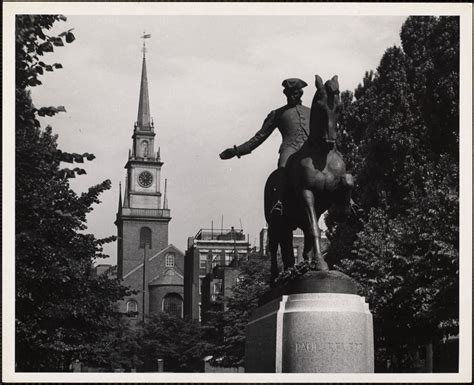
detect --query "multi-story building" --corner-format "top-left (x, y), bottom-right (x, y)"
top-left (115, 38), bottom-right (184, 322)
top-left (183, 227), bottom-right (249, 321)
top-left (200, 258), bottom-right (243, 322)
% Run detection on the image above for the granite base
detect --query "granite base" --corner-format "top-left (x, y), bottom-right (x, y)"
top-left (245, 292), bottom-right (374, 373)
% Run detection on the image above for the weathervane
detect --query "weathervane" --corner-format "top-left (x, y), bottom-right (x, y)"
top-left (141, 31), bottom-right (151, 57)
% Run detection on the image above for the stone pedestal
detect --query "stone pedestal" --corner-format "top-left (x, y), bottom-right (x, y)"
top-left (245, 272), bottom-right (374, 373)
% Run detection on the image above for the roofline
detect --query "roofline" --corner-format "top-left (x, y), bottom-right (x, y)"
top-left (149, 243), bottom-right (184, 261)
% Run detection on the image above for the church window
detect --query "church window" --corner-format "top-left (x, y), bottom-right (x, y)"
top-left (162, 293), bottom-right (183, 318)
top-left (141, 141), bottom-right (149, 157)
top-left (126, 300), bottom-right (138, 318)
top-left (139, 227), bottom-right (152, 249)
top-left (165, 253), bottom-right (175, 267)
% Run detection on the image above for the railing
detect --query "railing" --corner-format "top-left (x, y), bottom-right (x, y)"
top-left (121, 208), bottom-right (170, 218)
top-left (128, 155), bottom-right (161, 162)
top-left (194, 228), bottom-right (246, 241)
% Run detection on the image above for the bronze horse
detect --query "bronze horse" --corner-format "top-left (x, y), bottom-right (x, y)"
top-left (264, 75), bottom-right (354, 283)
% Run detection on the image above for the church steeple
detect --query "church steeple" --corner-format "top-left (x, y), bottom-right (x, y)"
top-left (136, 44), bottom-right (151, 131)
top-left (116, 33), bottom-right (172, 310)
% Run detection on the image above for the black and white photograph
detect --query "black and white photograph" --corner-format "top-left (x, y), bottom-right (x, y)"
top-left (3, 2), bottom-right (472, 383)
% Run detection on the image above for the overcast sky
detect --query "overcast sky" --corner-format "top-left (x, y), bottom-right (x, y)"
top-left (30, 14), bottom-right (407, 264)
top-left (4, 3), bottom-right (473, 382)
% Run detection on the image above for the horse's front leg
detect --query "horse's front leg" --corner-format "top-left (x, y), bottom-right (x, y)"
top-left (301, 189), bottom-right (329, 271)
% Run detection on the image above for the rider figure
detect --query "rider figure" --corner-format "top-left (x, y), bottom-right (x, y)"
top-left (219, 78), bottom-right (310, 215)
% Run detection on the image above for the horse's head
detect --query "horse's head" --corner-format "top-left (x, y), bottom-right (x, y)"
top-left (310, 75), bottom-right (342, 146)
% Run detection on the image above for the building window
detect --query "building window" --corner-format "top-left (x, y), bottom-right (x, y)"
top-left (214, 282), bottom-right (222, 294)
top-left (225, 252), bottom-right (234, 265)
top-left (162, 293), bottom-right (183, 318)
top-left (212, 281), bottom-right (222, 302)
top-left (139, 227), bottom-right (152, 249)
top-left (200, 254), bottom-right (208, 269)
top-left (126, 300), bottom-right (138, 318)
top-left (165, 253), bottom-right (175, 267)
top-left (199, 277), bottom-right (203, 294)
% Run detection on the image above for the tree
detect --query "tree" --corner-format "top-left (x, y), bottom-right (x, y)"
top-left (138, 313), bottom-right (212, 372)
top-left (328, 16), bottom-right (459, 371)
top-left (205, 252), bottom-right (272, 367)
top-left (92, 316), bottom-right (143, 372)
top-left (15, 15), bottom-right (130, 371)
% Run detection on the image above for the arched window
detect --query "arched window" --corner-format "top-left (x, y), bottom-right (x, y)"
top-left (162, 293), bottom-right (183, 318)
top-left (139, 227), bottom-right (152, 249)
top-left (126, 300), bottom-right (138, 318)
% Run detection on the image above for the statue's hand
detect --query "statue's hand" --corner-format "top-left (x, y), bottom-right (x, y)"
top-left (219, 147), bottom-right (236, 160)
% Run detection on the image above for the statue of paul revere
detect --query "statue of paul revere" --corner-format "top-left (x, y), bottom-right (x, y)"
top-left (219, 78), bottom-right (310, 216)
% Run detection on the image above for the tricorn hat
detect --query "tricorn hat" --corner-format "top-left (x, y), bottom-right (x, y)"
top-left (282, 78), bottom-right (308, 91)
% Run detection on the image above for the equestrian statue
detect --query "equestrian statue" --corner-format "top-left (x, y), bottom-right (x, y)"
top-left (220, 75), bottom-right (354, 284)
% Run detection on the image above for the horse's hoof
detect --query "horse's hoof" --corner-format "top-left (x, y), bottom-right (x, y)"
top-left (315, 259), bottom-right (329, 271)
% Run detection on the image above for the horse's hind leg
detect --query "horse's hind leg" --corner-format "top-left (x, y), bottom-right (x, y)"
top-left (328, 173), bottom-right (354, 223)
top-left (302, 227), bottom-right (312, 261)
top-left (267, 224), bottom-right (280, 286)
top-left (340, 173), bottom-right (354, 217)
top-left (280, 225), bottom-right (295, 270)
top-left (301, 189), bottom-right (329, 271)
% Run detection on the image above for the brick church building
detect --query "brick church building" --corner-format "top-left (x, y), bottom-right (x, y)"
top-left (115, 37), bottom-right (184, 322)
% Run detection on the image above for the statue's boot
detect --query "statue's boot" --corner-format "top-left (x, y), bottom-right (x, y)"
top-left (271, 200), bottom-right (283, 216)
top-left (270, 168), bottom-right (286, 216)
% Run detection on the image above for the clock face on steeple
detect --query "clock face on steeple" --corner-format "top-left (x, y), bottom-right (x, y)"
top-left (138, 170), bottom-right (153, 188)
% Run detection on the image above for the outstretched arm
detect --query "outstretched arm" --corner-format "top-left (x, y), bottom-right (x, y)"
top-left (219, 110), bottom-right (277, 159)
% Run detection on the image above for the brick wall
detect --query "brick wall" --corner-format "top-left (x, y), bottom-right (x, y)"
top-left (121, 219), bottom-right (169, 279)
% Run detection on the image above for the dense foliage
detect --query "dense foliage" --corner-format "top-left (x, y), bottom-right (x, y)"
top-left (137, 313), bottom-right (212, 372)
top-left (327, 16), bottom-right (459, 369)
top-left (15, 15), bottom-right (130, 371)
top-left (204, 253), bottom-right (272, 367)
